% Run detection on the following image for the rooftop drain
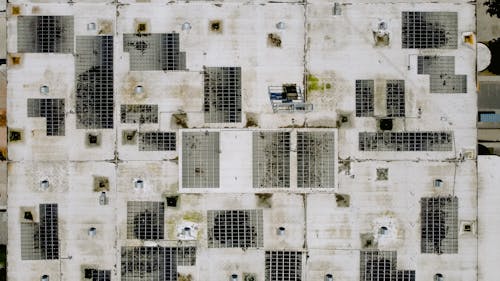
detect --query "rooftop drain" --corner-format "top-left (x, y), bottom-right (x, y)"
top-left (277, 226), bottom-right (285, 236)
top-left (325, 274), bottom-right (333, 281)
top-left (88, 227), bottom-right (96, 237)
top-left (39, 85), bottom-right (49, 94)
top-left (40, 180), bottom-right (49, 190)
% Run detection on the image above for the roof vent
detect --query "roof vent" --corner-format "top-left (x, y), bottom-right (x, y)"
top-left (99, 192), bottom-right (108, 205)
top-left (134, 179), bottom-right (144, 189)
top-left (325, 274), bottom-right (333, 281)
top-left (39, 85), bottom-right (49, 94)
top-left (134, 85), bottom-right (144, 95)
top-left (277, 226), bottom-right (285, 236)
top-left (379, 226), bottom-right (388, 235)
top-left (41, 275), bottom-right (49, 281)
top-left (434, 179), bottom-right (443, 188)
top-left (333, 3), bottom-right (341, 15)
top-left (276, 22), bottom-right (286, 29)
top-left (434, 273), bottom-right (444, 281)
top-left (87, 22), bottom-right (96, 31)
top-left (40, 179), bottom-right (49, 190)
top-left (231, 274), bottom-right (238, 281)
top-left (88, 227), bottom-right (96, 237)
top-left (182, 22), bottom-right (192, 31)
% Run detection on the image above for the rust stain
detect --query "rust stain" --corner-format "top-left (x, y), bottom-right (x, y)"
top-left (134, 20), bottom-right (150, 33)
top-left (0, 110), bottom-right (6, 127)
top-left (0, 147), bottom-right (6, 161)
top-left (31, 6), bottom-right (40, 14)
top-left (98, 20), bottom-right (113, 35)
top-left (464, 34), bottom-right (474, 45)
top-left (11, 6), bottom-right (20, 15)
top-left (267, 33), bottom-right (282, 48)
top-left (9, 54), bottom-right (22, 66)
top-left (209, 20), bottom-right (223, 33)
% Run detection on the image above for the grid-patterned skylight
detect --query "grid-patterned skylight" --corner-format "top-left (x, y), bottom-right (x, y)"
top-left (207, 209), bottom-right (264, 248)
top-left (21, 204), bottom-right (59, 260)
top-left (126, 201), bottom-right (165, 240)
top-left (17, 16), bottom-right (74, 53)
top-left (265, 251), bottom-right (302, 281)
top-left (123, 33), bottom-right (185, 71)
top-left (297, 131), bottom-right (335, 188)
top-left (84, 269), bottom-right (111, 281)
top-left (253, 131), bottom-right (290, 188)
top-left (359, 132), bottom-right (453, 151)
top-left (355, 80), bottom-right (374, 117)
top-left (402, 12), bottom-right (457, 49)
top-left (386, 80), bottom-right (405, 117)
top-left (27, 98), bottom-right (65, 136)
top-left (204, 67), bottom-right (242, 123)
top-left (417, 56), bottom-right (466, 93)
top-left (120, 104), bottom-right (158, 124)
top-left (121, 246), bottom-right (177, 281)
top-left (421, 196), bottom-right (458, 254)
top-left (139, 132), bottom-right (176, 151)
top-left (182, 132), bottom-right (220, 188)
top-left (360, 250), bottom-right (397, 281)
top-left (75, 36), bottom-right (114, 129)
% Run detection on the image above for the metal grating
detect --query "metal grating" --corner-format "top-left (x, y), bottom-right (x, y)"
top-left (123, 33), bottom-right (185, 71)
top-left (417, 56), bottom-right (466, 93)
top-left (397, 270), bottom-right (416, 281)
top-left (127, 201), bottom-right (165, 240)
top-left (297, 131), bottom-right (335, 188)
top-left (84, 269), bottom-right (111, 281)
top-left (402, 12), bottom-right (457, 49)
top-left (253, 131), bottom-right (290, 188)
top-left (204, 67), bottom-right (242, 123)
top-left (265, 251), bottom-right (302, 281)
top-left (121, 246), bottom-right (177, 281)
top-left (358, 132), bottom-right (453, 151)
top-left (360, 250), bottom-right (397, 281)
top-left (386, 80), bottom-right (405, 117)
top-left (21, 204), bottom-right (59, 260)
top-left (207, 209), bottom-right (263, 248)
top-left (120, 104), bottom-right (158, 124)
top-left (27, 99), bottom-right (65, 136)
top-left (139, 132), bottom-right (176, 151)
top-left (75, 36), bottom-right (114, 129)
top-left (181, 132), bottom-right (220, 188)
top-left (355, 80), bottom-right (374, 117)
top-left (17, 16), bottom-right (74, 53)
top-left (421, 196), bottom-right (458, 254)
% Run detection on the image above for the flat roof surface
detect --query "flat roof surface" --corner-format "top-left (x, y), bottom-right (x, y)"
top-left (5, 1), bottom-right (479, 281)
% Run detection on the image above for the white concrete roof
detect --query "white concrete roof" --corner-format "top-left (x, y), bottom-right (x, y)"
top-left (5, 1), bottom-right (479, 281)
